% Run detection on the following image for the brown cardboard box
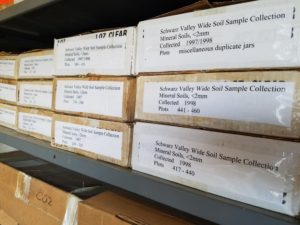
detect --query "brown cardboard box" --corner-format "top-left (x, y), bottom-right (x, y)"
top-left (53, 76), bottom-right (136, 122)
top-left (0, 210), bottom-right (18, 225)
top-left (17, 107), bottom-right (53, 141)
top-left (52, 114), bottom-right (132, 167)
top-left (135, 71), bottom-right (300, 139)
top-left (0, 55), bottom-right (18, 79)
top-left (0, 79), bottom-right (17, 104)
top-left (18, 80), bottom-right (53, 110)
top-left (0, 103), bottom-right (17, 130)
top-left (17, 49), bottom-right (54, 79)
top-left (78, 191), bottom-right (204, 225)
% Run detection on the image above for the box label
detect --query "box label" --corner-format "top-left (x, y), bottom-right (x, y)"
top-left (18, 112), bottom-right (52, 138)
top-left (137, 1), bottom-right (300, 72)
top-left (55, 121), bottom-right (123, 160)
top-left (0, 107), bottom-right (16, 126)
top-left (55, 80), bottom-right (124, 117)
top-left (143, 81), bottom-right (295, 127)
top-left (19, 83), bottom-right (53, 109)
top-left (0, 83), bottom-right (16, 102)
top-left (0, 60), bottom-right (15, 77)
top-left (55, 28), bottom-right (135, 75)
top-left (19, 55), bottom-right (54, 77)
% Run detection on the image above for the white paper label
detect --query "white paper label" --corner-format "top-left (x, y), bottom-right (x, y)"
top-left (19, 55), bottom-right (54, 77)
top-left (137, 0), bottom-right (300, 72)
top-left (54, 121), bottom-right (123, 160)
top-left (55, 80), bottom-right (123, 117)
top-left (54, 27), bottom-right (135, 75)
top-left (0, 83), bottom-right (16, 102)
top-left (18, 112), bottom-right (52, 138)
top-left (19, 84), bottom-right (53, 109)
top-left (143, 81), bottom-right (295, 127)
top-left (0, 107), bottom-right (16, 126)
top-left (0, 60), bottom-right (15, 77)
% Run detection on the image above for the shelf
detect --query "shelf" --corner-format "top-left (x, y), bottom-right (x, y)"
top-left (0, 127), bottom-right (298, 225)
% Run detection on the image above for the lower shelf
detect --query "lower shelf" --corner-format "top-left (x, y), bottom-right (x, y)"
top-left (0, 126), bottom-right (298, 225)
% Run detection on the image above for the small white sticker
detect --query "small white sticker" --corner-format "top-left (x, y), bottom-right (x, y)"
top-left (19, 55), bottom-right (54, 77)
top-left (0, 107), bottom-right (16, 127)
top-left (0, 60), bottom-right (15, 77)
top-left (55, 80), bottom-right (124, 117)
top-left (0, 83), bottom-right (17, 103)
top-left (143, 82), bottom-right (295, 127)
top-left (18, 112), bottom-right (52, 138)
top-left (19, 83), bottom-right (53, 109)
top-left (55, 121), bottom-right (123, 160)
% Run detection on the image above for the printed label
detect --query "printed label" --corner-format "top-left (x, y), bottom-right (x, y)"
top-left (55, 28), bottom-right (135, 75)
top-left (0, 83), bottom-right (16, 102)
top-left (0, 60), bottom-right (15, 77)
top-left (18, 113), bottom-right (52, 138)
top-left (0, 107), bottom-right (16, 126)
top-left (54, 121), bottom-right (123, 160)
top-left (19, 84), bottom-right (53, 109)
top-left (137, 1), bottom-right (300, 72)
top-left (55, 80), bottom-right (124, 117)
top-left (143, 82), bottom-right (295, 127)
top-left (19, 55), bottom-right (54, 77)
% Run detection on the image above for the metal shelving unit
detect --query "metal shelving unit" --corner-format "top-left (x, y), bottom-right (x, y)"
top-left (1, 1), bottom-right (300, 225)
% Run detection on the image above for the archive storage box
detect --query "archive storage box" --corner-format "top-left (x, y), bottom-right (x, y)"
top-left (0, 103), bottom-right (17, 130)
top-left (18, 81), bottom-right (53, 110)
top-left (17, 49), bottom-right (54, 79)
top-left (0, 79), bottom-right (17, 104)
top-left (132, 122), bottom-right (300, 216)
top-left (52, 114), bottom-right (132, 167)
top-left (0, 55), bottom-right (17, 79)
top-left (135, 71), bottom-right (300, 139)
top-left (53, 76), bottom-right (136, 122)
top-left (136, 0), bottom-right (300, 74)
top-left (17, 107), bottom-right (53, 141)
top-left (54, 27), bottom-right (136, 76)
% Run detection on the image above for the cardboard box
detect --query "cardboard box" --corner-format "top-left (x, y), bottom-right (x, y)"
top-left (132, 122), bottom-right (300, 216)
top-left (18, 49), bottom-right (54, 79)
top-left (0, 210), bottom-right (18, 225)
top-left (78, 191), bottom-right (201, 225)
top-left (0, 103), bottom-right (17, 130)
top-left (17, 107), bottom-right (53, 141)
top-left (53, 76), bottom-right (135, 122)
top-left (54, 27), bottom-right (136, 76)
top-left (18, 80), bottom-right (53, 110)
top-left (0, 79), bottom-right (17, 104)
top-left (136, 0), bottom-right (300, 74)
top-left (0, 55), bottom-right (17, 79)
top-left (52, 114), bottom-right (132, 167)
top-left (135, 71), bottom-right (300, 139)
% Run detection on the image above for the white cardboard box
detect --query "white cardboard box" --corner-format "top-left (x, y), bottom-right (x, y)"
top-left (18, 81), bottom-right (53, 110)
top-left (0, 55), bottom-right (17, 79)
top-left (136, 0), bottom-right (300, 73)
top-left (0, 103), bottom-right (17, 130)
top-left (54, 27), bottom-right (136, 76)
top-left (0, 79), bottom-right (17, 104)
top-left (132, 122), bottom-right (300, 216)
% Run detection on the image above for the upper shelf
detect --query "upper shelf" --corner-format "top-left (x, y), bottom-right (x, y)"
top-left (0, 0), bottom-right (199, 52)
top-left (0, 126), bottom-right (299, 225)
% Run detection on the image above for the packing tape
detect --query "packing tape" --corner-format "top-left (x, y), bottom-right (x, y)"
top-left (62, 194), bottom-right (81, 225)
top-left (15, 172), bottom-right (32, 204)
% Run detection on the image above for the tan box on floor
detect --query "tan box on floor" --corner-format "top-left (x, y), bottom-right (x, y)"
top-left (0, 163), bottom-right (79, 225)
top-left (52, 114), bottom-right (132, 167)
top-left (78, 191), bottom-right (202, 225)
top-left (0, 103), bottom-right (17, 130)
top-left (0, 210), bottom-right (18, 225)
top-left (17, 107), bottom-right (53, 141)
top-left (53, 76), bottom-right (136, 122)
top-left (18, 80), bottom-right (53, 110)
top-left (136, 71), bottom-right (300, 139)
top-left (0, 55), bottom-right (18, 79)
top-left (0, 79), bottom-right (17, 104)
top-left (17, 49), bottom-right (54, 79)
